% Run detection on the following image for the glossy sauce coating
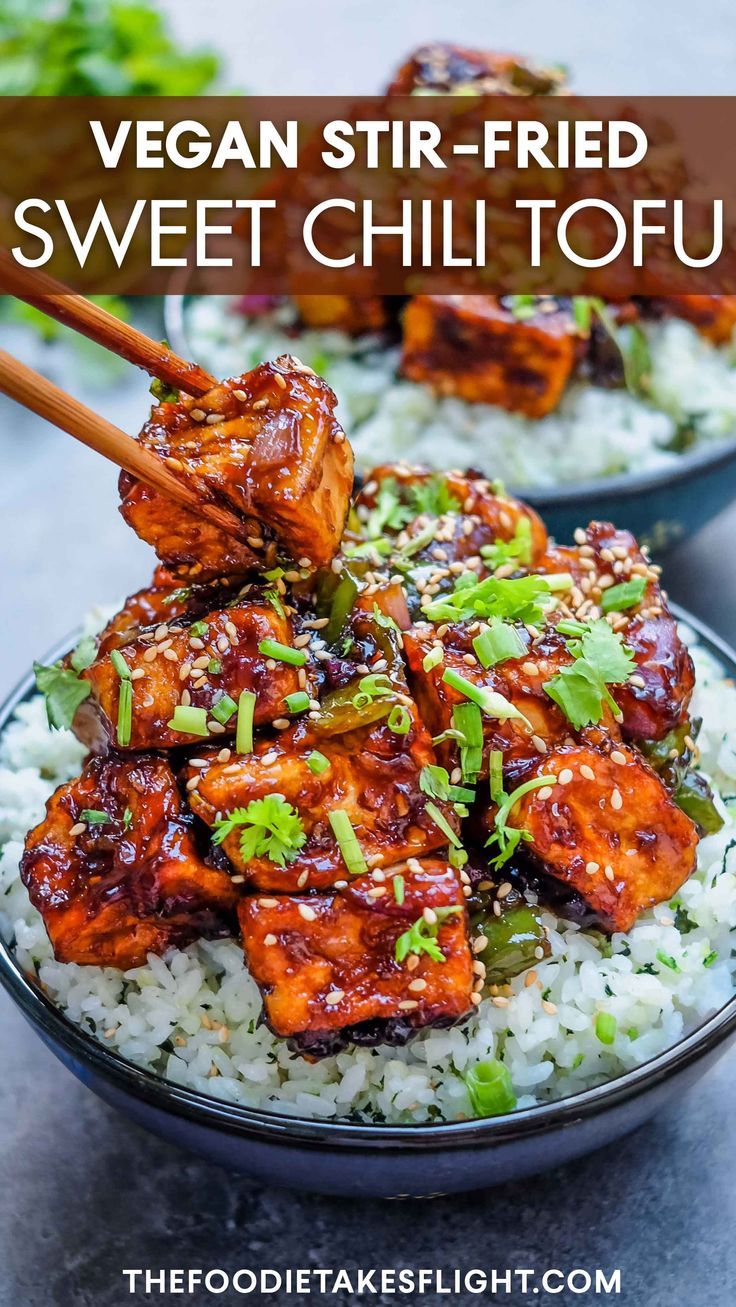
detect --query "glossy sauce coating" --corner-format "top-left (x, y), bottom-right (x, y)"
top-left (75, 596), bottom-right (303, 752)
top-left (239, 857), bottom-right (473, 1045)
top-left (120, 357), bottom-right (353, 579)
top-left (505, 743), bottom-right (698, 932)
top-left (186, 710), bottom-right (456, 891)
top-left (21, 755), bottom-right (238, 968)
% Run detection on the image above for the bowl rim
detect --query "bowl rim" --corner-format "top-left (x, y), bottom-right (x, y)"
top-left (163, 291), bottom-right (736, 510)
top-left (1, 604), bottom-right (735, 1150)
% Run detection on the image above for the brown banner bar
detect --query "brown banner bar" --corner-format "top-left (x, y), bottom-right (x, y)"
top-left (0, 96), bottom-right (735, 294)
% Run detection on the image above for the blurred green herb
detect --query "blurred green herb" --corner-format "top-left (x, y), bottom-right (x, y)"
top-left (0, 0), bottom-right (221, 96)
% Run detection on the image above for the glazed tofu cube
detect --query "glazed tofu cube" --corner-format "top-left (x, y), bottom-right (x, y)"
top-left (119, 357), bottom-right (353, 580)
top-left (536, 521), bottom-right (694, 740)
top-left (401, 296), bottom-right (581, 416)
top-left (354, 463), bottom-right (547, 569)
top-left (404, 623), bottom-right (576, 781)
top-left (294, 294), bottom-right (388, 335)
top-left (74, 597), bottom-right (303, 752)
top-left (499, 743), bottom-right (699, 932)
top-left (238, 857), bottom-right (473, 1054)
top-left (186, 707), bottom-right (457, 891)
top-left (21, 755), bottom-right (238, 968)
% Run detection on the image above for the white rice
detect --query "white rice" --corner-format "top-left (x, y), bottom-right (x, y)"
top-left (1, 622), bottom-right (735, 1123)
top-left (185, 298), bottom-right (736, 487)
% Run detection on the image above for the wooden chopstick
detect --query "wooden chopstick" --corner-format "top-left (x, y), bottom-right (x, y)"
top-left (0, 249), bottom-right (215, 398)
top-left (0, 348), bottom-right (245, 539)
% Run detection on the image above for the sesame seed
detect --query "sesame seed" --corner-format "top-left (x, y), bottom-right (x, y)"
top-left (225, 621), bottom-right (238, 640)
top-left (586, 861), bottom-right (600, 875)
top-left (472, 935), bottom-right (487, 954)
top-left (497, 882), bottom-right (512, 900)
top-left (162, 648), bottom-right (178, 662)
top-left (472, 960), bottom-right (486, 977)
top-left (186, 776), bottom-right (200, 791)
top-left (273, 717), bottom-right (289, 730)
top-left (298, 904), bottom-right (316, 922)
top-left (558, 769), bottom-right (573, 785)
top-left (422, 906), bottom-right (437, 925)
top-left (130, 668), bottom-right (145, 681)
top-left (258, 898), bottom-right (279, 907)
top-left (611, 788), bottom-right (623, 810)
top-left (297, 871), bottom-right (309, 888)
top-left (165, 457), bottom-right (183, 472)
top-left (274, 372), bottom-right (287, 390)
top-left (205, 412), bottom-right (225, 424)
top-left (580, 764), bottom-right (596, 781)
top-left (263, 933), bottom-right (277, 946)
top-left (629, 674), bottom-right (646, 689)
top-left (398, 1000), bottom-right (419, 1011)
top-left (537, 786), bottom-right (554, 801)
top-left (604, 865), bottom-right (615, 882)
top-left (179, 662), bottom-right (193, 680)
top-left (492, 996), bottom-right (509, 1008)
top-left (406, 954), bottom-right (420, 971)
top-left (542, 1000), bottom-right (557, 1015)
top-left (409, 978), bottom-right (427, 992)
top-left (189, 637), bottom-right (205, 650)
top-left (143, 646), bottom-right (158, 662)
top-left (534, 946), bottom-right (545, 960)
top-left (532, 734), bottom-right (547, 754)
top-left (232, 389), bottom-right (248, 401)
top-left (190, 408), bottom-right (206, 421)
top-left (492, 901), bottom-right (502, 917)
top-left (217, 748), bottom-right (231, 763)
top-left (180, 689), bottom-right (191, 706)
top-left (324, 989), bottom-right (345, 1006)
top-left (208, 721), bottom-right (226, 735)
top-left (367, 886), bottom-right (387, 899)
top-left (293, 632), bottom-right (311, 648)
top-left (524, 970), bottom-right (538, 988)
top-left (69, 822), bottom-right (86, 837)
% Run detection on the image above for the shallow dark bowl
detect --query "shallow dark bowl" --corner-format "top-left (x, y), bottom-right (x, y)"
top-left (1, 606), bottom-right (735, 1197)
top-left (165, 293), bottom-right (736, 555)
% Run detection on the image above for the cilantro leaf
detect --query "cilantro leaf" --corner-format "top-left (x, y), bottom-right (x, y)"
top-left (366, 479), bottom-right (414, 538)
top-left (408, 475), bottom-right (461, 519)
top-left (394, 907), bottom-right (463, 964)
top-left (34, 660), bottom-right (91, 730)
top-left (69, 634), bottom-right (97, 673)
top-left (212, 795), bottom-right (306, 867)
top-left (544, 619), bottom-right (635, 730)
top-left (485, 773), bottom-right (556, 869)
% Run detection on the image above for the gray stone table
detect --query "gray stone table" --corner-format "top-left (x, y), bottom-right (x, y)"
top-left (2, 1), bottom-right (736, 1301)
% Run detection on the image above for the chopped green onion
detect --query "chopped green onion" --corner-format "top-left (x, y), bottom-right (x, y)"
top-left (704, 950), bottom-right (718, 968)
top-left (556, 618), bottom-right (588, 638)
top-left (393, 874), bottom-right (405, 904)
top-left (452, 701), bottom-right (484, 782)
top-left (424, 801), bottom-right (462, 849)
top-left (258, 639), bottom-right (307, 667)
top-left (285, 690), bottom-right (311, 714)
top-left (464, 1060), bottom-right (517, 1117)
top-left (395, 523), bottom-right (437, 559)
top-left (387, 705), bottom-right (411, 734)
top-left (167, 704), bottom-right (208, 737)
top-left (306, 750), bottom-right (330, 775)
top-left (352, 673), bottom-right (393, 709)
top-left (422, 645), bottom-right (444, 673)
top-left (117, 678), bottom-right (132, 746)
top-left (79, 809), bottom-right (110, 825)
top-left (543, 572), bottom-right (574, 593)
top-left (442, 667), bottom-right (531, 727)
top-left (489, 750), bottom-right (504, 802)
top-left (449, 844), bottom-right (468, 869)
top-left (264, 588), bottom-right (286, 619)
top-left (122, 807), bottom-right (133, 831)
top-left (594, 1012), bottom-right (617, 1045)
top-left (329, 810), bottom-right (368, 876)
top-left (188, 620), bottom-right (208, 638)
top-left (208, 659), bottom-right (222, 675)
top-left (211, 694), bottom-right (238, 725)
top-left (601, 576), bottom-right (648, 613)
top-left (110, 649), bottom-right (131, 680)
top-left (236, 690), bottom-right (256, 754)
top-left (472, 621), bottom-right (526, 668)
top-left (656, 949), bottom-right (680, 972)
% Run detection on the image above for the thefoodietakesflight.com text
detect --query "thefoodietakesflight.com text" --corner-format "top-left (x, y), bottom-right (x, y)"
top-left (121, 1265), bottom-right (622, 1297)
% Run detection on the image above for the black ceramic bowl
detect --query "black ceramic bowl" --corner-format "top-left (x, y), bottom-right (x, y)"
top-left (1, 607), bottom-right (735, 1198)
top-left (165, 293), bottom-right (736, 554)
